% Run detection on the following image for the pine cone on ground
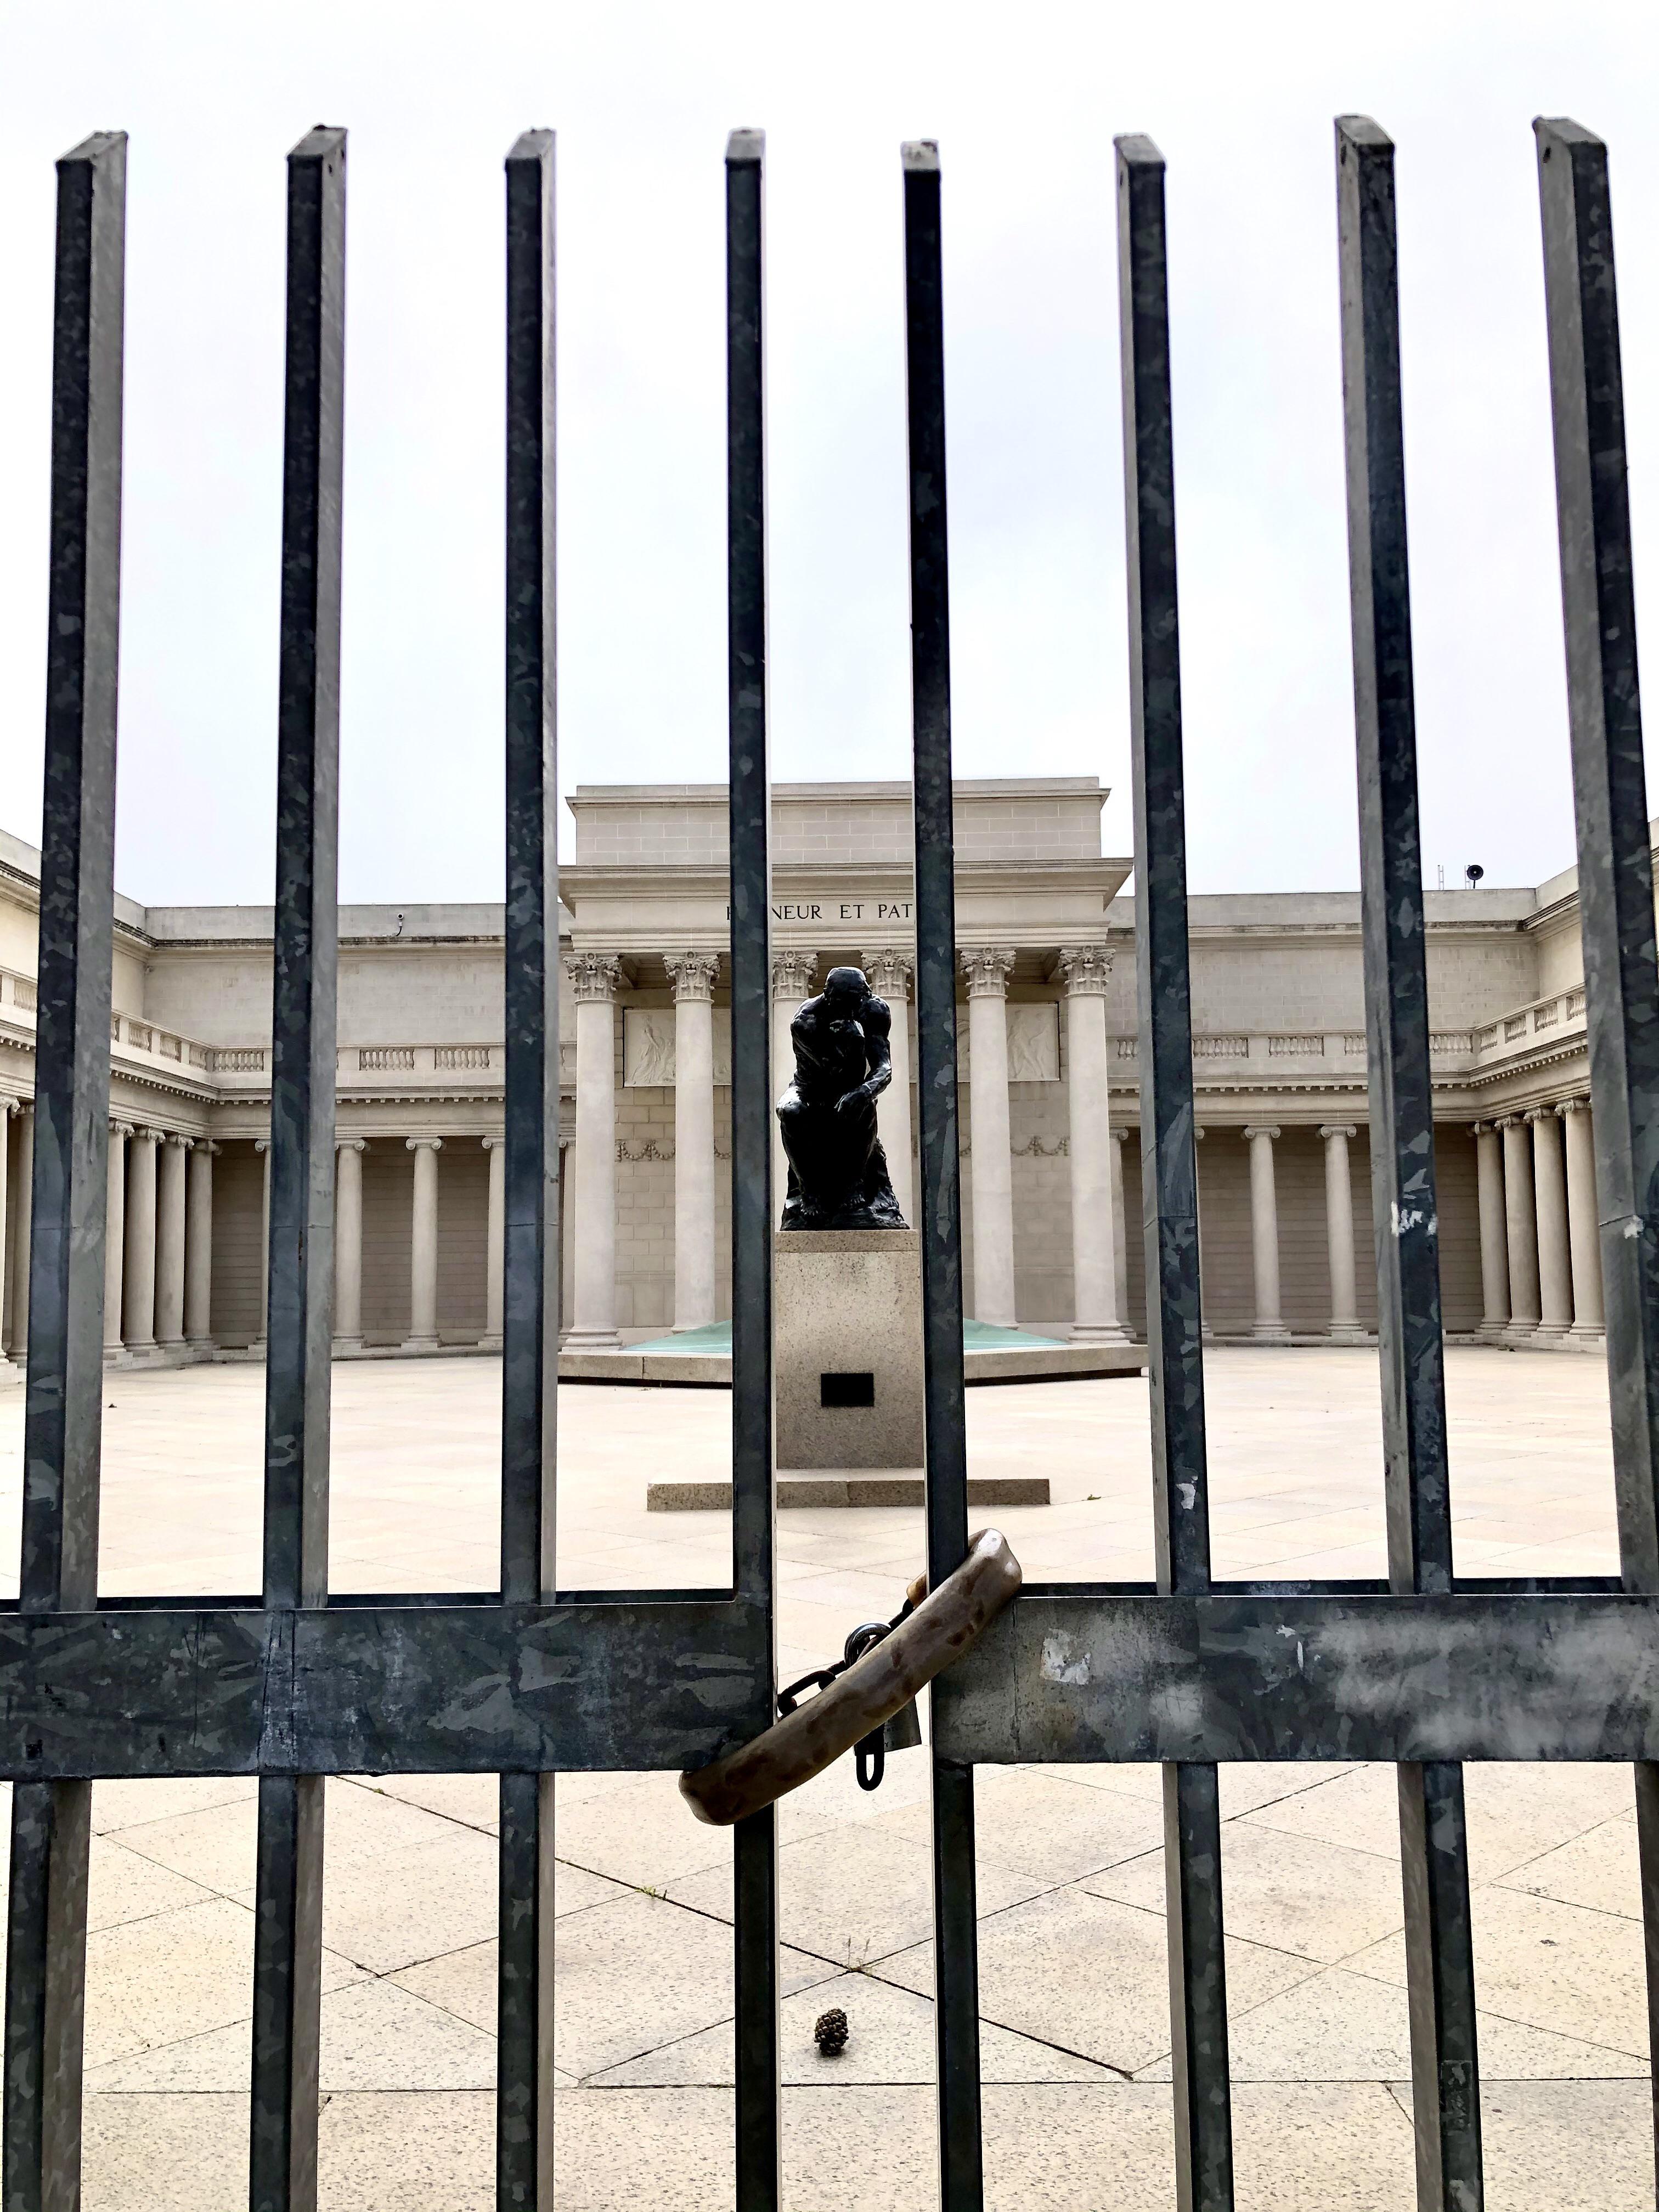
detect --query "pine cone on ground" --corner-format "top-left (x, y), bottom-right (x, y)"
top-left (812, 2006), bottom-right (849, 2057)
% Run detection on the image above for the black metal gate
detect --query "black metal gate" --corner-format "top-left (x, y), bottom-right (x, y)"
top-left (7, 110), bottom-right (1658, 2212)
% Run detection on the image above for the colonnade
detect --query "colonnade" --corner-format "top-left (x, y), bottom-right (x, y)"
top-left (1194, 1121), bottom-right (1367, 1344)
top-left (1473, 1102), bottom-right (1604, 1342)
top-left (100, 1122), bottom-right (219, 1361)
top-left (560, 944), bottom-right (1130, 1344)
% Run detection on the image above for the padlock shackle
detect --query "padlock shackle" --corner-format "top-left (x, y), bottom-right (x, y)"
top-left (678, 1528), bottom-right (1022, 1826)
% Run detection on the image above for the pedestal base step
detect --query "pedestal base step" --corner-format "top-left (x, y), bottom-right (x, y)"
top-left (647, 1472), bottom-right (1050, 1511)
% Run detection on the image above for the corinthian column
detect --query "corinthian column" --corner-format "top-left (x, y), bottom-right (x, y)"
top-left (1472, 1122), bottom-right (1510, 1340)
top-left (334, 1138), bottom-right (365, 1350)
top-left (1243, 1125), bottom-right (1289, 1341)
top-left (1529, 1105), bottom-right (1573, 1339)
top-left (567, 953), bottom-right (623, 1348)
top-left (481, 1135), bottom-right (505, 1350)
top-left (1497, 1116), bottom-right (1540, 1338)
top-left (1319, 1124), bottom-right (1367, 1344)
top-left (104, 1120), bottom-right (131, 1365)
top-left (155, 1132), bottom-right (191, 1351)
top-left (1559, 1099), bottom-right (1604, 1341)
top-left (862, 949), bottom-right (915, 1224)
top-left (1109, 1125), bottom-right (1131, 1335)
top-left (9, 1102), bottom-right (31, 1360)
top-left (771, 951), bottom-right (817, 1225)
top-left (1057, 947), bottom-right (1126, 1342)
top-left (185, 1139), bottom-right (218, 1353)
top-left (665, 951), bottom-right (720, 1331)
top-left (254, 1135), bottom-right (271, 1347)
top-left (0, 1098), bottom-right (18, 1380)
top-left (961, 947), bottom-right (1017, 1325)
top-left (125, 1126), bottom-right (163, 1356)
top-left (404, 1137), bottom-right (443, 1351)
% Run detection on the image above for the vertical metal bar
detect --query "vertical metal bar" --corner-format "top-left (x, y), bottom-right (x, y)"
top-left (1114, 133), bottom-right (1233, 2212)
top-left (901, 139), bottom-right (984, 2212)
top-left (3, 127), bottom-right (125, 2212)
top-left (1534, 114), bottom-right (1659, 2188)
top-left (725, 126), bottom-right (779, 2212)
top-left (1335, 115), bottom-right (1482, 2212)
top-left (250, 124), bottom-right (345, 2212)
top-left (497, 126), bottom-right (558, 2212)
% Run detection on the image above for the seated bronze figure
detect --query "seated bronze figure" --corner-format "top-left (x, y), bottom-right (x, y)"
top-left (776, 965), bottom-right (908, 1231)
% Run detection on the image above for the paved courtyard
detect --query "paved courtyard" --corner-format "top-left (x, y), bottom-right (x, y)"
top-left (0, 1346), bottom-right (1646, 2208)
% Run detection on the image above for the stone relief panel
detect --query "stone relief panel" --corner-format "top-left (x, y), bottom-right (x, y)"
top-left (623, 1007), bottom-right (733, 1087)
top-left (1007, 1002), bottom-right (1060, 1082)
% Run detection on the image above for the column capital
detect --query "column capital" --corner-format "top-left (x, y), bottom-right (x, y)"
top-left (565, 952), bottom-right (623, 1003)
top-left (1053, 945), bottom-right (1113, 996)
top-left (196, 1138), bottom-right (222, 1156)
top-left (1242, 1124), bottom-right (1281, 1143)
top-left (254, 1137), bottom-right (270, 1154)
top-left (960, 946), bottom-right (1016, 998)
top-left (1318, 1123), bottom-right (1358, 1142)
top-left (163, 1131), bottom-right (194, 1150)
top-left (1522, 1106), bottom-right (1553, 1126)
top-left (1470, 1120), bottom-right (1492, 1136)
top-left (335, 1137), bottom-right (366, 1154)
top-left (1556, 1096), bottom-right (1592, 1116)
top-left (771, 949), bottom-right (817, 1002)
top-left (481, 1133), bottom-right (506, 1151)
top-left (135, 1125), bottom-right (166, 1147)
top-left (1109, 1124), bottom-right (1129, 1146)
top-left (0, 1096), bottom-right (19, 1120)
top-left (1193, 1123), bottom-right (1206, 1141)
top-left (1492, 1115), bottom-right (1521, 1132)
top-left (664, 951), bottom-right (719, 1003)
top-left (860, 949), bottom-right (913, 1001)
top-left (109, 1118), bottom-right (133, 1141)
top-left (406, 1136), bottom-right (444, 1154)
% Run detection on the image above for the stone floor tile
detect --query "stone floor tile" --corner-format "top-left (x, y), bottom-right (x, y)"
top-left (549, 1890), bottom-right (834, 2079)
top-left (319, 1978), bottom-right (497, 2091)
top-left (82, 2090), bottom-right (248, 2211)
top-left (876, 1886), bottom-right (1311, 2075)
top-left (391, 1939), bottom-right (500, 2036)
top-left (590, 1966), bottom-right (1115, 2086)
top-left (1244, 1761), bottom-right (1636, 1883)
top-left (554, 1772), bottom-right (732, 1891)
top-left (877, 1764), bottom-right (1166, 1884)
top-left (108, 1795), bottom-right (259, 1896)
top-left (88, 1835), bottom-right (216, 1934)
top-left (1350, 1886), bottom-right (1650, 2056)
top-left (1496, 1812), bottom-right (1642, 1920)
top-left (319, 1828), bottom-right (501, 1974)
top-left (671, 1816), bottom-right (1048, 1969)
top-left (1472, 2079), bottom-right (1657, 2209)
top-left (318, 2091), bottom-right (494, 2211)
top-left (83, 1896), bottom-right (360, 2071)
top-left (1191, 1962), bottom-right (1643, 2085)
top-left (354, 1772), bottom-right (499, 1832)
top-left (1085, 1821), bottom-right (1406, 1962)
top-left (91, 1776), bottom-right (258, 1836)
top-left (1231, 2080), bottom-right (1415, 2209)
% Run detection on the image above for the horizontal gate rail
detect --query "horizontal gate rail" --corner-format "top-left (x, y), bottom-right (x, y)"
top-left (0, 1589), bottom-right (1643, 1778)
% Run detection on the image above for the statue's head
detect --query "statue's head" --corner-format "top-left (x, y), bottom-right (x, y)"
top-left (822, 966), bottom-right (867, 1012)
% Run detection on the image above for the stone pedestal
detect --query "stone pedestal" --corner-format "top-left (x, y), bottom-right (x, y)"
top-left (775, 1230), bottom-right (924, 1471)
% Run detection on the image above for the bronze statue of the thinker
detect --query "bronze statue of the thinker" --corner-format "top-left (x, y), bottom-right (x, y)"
top-left (776, 965), bottom-right (908, 1231)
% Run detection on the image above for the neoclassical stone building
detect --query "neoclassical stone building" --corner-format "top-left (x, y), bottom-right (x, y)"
top-left (0, 777), bottom-right (1616, 1375)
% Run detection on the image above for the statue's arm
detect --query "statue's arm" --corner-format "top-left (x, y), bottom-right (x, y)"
top-left (855, 995), bottom-right (893, 1102)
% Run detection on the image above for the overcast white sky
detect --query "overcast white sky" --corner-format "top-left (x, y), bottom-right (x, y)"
top-left (1, 1), bottom-right (1655, 907)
